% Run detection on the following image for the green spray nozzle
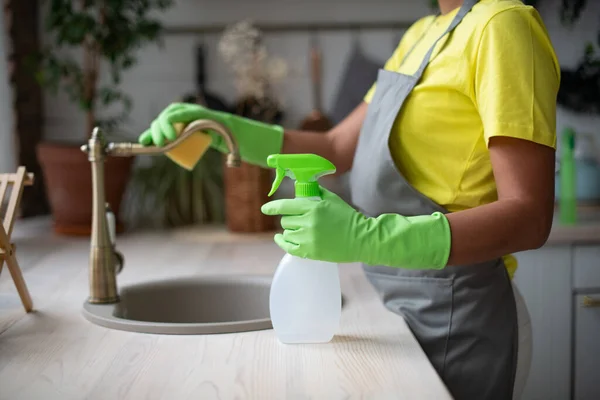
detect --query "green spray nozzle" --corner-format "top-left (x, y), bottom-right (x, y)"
top-left (266, 154), bottom-right (336, 198)
top-left (561, 127), bottom-right (576, 155)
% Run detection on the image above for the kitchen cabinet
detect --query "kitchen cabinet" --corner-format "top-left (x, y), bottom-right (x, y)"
top-left (513, 242), bottom-right (600, 400)
top-left (574, 294), bottom-right (600, 400)
top-left (573, 246), bottom-right (600, 290)
top-left (513, 246), bottom-right (573, 400)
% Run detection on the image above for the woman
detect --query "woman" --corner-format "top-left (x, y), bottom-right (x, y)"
top-left (140, 0), bottom-right (559, 398)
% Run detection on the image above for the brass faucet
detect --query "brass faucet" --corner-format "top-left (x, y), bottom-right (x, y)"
top-left (80, 120), bottom-right (241, 304)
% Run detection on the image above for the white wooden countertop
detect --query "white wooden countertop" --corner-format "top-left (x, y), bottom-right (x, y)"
top-left (0, 218), bottom-right (452, 400)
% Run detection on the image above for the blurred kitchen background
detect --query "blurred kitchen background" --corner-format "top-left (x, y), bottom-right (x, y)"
top-left (1, 1), bottom-right (600, 398)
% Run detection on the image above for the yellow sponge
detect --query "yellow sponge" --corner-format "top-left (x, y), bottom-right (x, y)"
top-left (165, 123), bottom-right (213, 170)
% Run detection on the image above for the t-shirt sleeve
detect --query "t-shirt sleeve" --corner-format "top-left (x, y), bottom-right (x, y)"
top-left (474, 7), bottom-right (560, 149)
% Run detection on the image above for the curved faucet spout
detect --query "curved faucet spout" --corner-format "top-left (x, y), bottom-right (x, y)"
top-left (106, 119), bottom-right (241, 167)
top-left (80, 119), bottom-right (241, 304)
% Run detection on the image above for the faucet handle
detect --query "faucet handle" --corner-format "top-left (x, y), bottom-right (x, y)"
top-left (113, 250), bottom-right (124, 274)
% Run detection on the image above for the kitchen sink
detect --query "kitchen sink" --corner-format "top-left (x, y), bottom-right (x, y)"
top-left (82, 275), bottom-right (273, 335)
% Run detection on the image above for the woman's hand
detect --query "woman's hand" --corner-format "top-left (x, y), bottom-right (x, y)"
top-left (261, 188), bottom-right (368, 263)
top-left (138, 103), bottom-right (284, 167)
top-left (261, 187), bottom-right (452, 269)
top-left (139, 103), bottom-right (217, 147)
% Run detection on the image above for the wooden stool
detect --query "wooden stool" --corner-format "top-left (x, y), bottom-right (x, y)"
top-left (0, 166), bottom-right (34, 312)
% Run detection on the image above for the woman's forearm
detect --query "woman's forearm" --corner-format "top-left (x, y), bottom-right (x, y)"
top-left (282, 130), bottom-right (336, 161)
top-left (280, 102), bottom-right (368, 174)
top-left (282, 130), bottom-right (354, 175)
top-left (445, 198), bottom-right (553, 266)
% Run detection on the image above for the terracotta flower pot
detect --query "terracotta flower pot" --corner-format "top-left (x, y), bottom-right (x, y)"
top-left (36, 142), bottom-right (134, 236)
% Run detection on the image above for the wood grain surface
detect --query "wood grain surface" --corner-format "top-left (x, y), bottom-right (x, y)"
top-left (0, 218), bottom-right (451, 400)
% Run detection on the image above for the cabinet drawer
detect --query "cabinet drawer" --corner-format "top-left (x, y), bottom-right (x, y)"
top-left (574, 294), bottom-right (600, 400)
top-left (574, 247), bottom-right (600, 290)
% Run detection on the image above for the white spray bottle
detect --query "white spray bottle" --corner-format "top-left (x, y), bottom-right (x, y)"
top-left (266, 153), bottom-right (341, 344)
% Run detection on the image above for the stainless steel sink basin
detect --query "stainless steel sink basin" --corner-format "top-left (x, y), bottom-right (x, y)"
top-left (82, 275), bottom-right (273, 335)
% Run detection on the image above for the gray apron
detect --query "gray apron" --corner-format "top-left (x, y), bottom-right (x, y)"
top-left (349, 1), bottom-right (518, 399)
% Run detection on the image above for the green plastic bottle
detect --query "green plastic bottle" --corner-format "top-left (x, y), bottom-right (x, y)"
top-left (559, 127), bottom-right (577, 225)
top-left (266, 153), bottom-right (341, 344)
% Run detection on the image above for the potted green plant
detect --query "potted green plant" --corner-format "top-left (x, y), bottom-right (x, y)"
top-left (33, 0), bottom-right (173, 235)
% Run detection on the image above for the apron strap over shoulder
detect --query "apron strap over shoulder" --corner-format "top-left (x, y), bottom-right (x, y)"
top-left (412, 0), bottom-right (479, 79)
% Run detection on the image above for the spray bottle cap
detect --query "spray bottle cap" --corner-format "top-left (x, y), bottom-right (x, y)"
top-left (267, 154), bottom-right (336, 198)
top-left (562, 127), bottom-right (576, 153)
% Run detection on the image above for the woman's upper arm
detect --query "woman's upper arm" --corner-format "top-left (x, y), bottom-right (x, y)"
top-left (474, 7), bottom-right (559, 244)
top-left (489, 136), bottom-right (555, 241)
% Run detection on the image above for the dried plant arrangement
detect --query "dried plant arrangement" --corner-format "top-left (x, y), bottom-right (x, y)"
top-left (218, 20), bottom-right (289, 123)
top-left (217, 20), bottom-right (290, 232)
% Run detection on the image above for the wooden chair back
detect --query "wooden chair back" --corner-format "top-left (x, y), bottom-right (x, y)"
top-left (0, 166), bottom-right (34, 312)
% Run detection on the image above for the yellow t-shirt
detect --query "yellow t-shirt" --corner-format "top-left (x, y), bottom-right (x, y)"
top-left (364, 0), bottom-right (560, 278)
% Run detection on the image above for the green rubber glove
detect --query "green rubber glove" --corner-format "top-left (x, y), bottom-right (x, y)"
top-left (138, 103), bottom-right (284, 167)
top-left (261, 187), bottom-right (452, 269)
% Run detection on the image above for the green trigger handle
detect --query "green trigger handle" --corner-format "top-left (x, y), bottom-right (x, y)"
top-left (266, 154), bottom-right (336, 198)
top-left (269, 166), bottom-right (286, 196)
